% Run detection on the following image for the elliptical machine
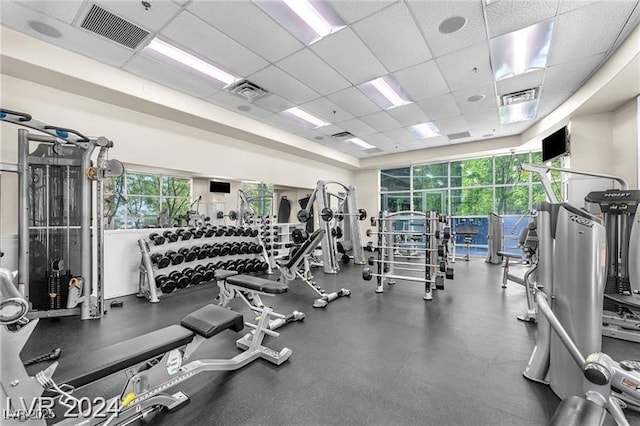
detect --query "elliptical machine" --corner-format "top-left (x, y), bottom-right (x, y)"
top-left (521, 164), bottom-right (640, 425)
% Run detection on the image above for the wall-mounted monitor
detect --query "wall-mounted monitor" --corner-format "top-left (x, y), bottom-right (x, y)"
top-left (209, 181), bottom-right (231, 193)
top-left (542, 126), bottom-right (569, 162)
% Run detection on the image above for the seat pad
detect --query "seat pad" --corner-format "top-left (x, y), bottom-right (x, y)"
top-left (226, 275), bottom-right (288, 294)
top-left (181, 304), bottom-right (244, 338)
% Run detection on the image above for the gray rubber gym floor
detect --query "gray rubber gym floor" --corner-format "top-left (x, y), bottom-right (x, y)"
top-left (22, 259), bottom-right (640, 425)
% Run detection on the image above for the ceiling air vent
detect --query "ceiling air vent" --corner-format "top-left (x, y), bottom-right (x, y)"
top-left (80, 4), bottom-right (150, 49)
top-left (447, 131), bottom-right (471, 140)
top-left (227, 79), bottom-right (269, 101)
top-left (363, 147), bottom-right (384, 155)
top-left (501, 88), bottom-right (539, 106)
top-left (331, 131), bottom-right (355, 140)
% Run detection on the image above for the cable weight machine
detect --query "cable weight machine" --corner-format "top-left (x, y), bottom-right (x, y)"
top-left (1, 108), bottom-right (123, 320)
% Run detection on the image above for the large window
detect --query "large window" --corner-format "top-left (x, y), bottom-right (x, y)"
top-left (379, 152), bottom-right (563, 257)
top-left (105, 172), bottom-right (191, 229)
top-left (242, 182), bottom-right (274, 217)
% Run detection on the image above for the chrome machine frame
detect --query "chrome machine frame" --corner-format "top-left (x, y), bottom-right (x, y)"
top-left (0, 108), bottom-right (122, 320)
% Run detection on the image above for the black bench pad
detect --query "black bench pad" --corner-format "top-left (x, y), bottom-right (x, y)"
top-left (285, 229), bottom-right (324, 269)
top-left (605, 293), bottom-right (640, 309)
top-left (181, 304), bottom-right (244, 338)
top-left (61, 325), bottom-right (194, 389)
top-left (226, 275), bottom-right (288, 294)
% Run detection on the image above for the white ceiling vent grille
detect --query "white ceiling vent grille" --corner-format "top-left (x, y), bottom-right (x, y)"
top-left (501, 88), bottom-right (539, 106)
top-left (447, 131), bottom-right (471, 140)
top-left (331, 131), bottom-right (355, 140)
top-left (80, 4), bottom-right (150, 49)
top-left (363, 147), bottom-right (384, 155)
top-left (227, 79), bottom-right (269, 101)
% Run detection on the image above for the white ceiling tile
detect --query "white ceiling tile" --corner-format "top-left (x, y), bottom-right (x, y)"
top-left (206, 91), bottom-right (272, 119)
top-left (125, 54), bottom-right (219, 99)
top-left (336, 118), bottom-right (378, 136)
top-left (407, 0), bottom-right (487, 58)
top-left (328, 87), bottom-right (382, 117)
top-left (294, 128), bottom-right (331, 143)
top-left (537, 92), bottom-right (571, 118)
top-left (249, 66), bottom-right (320, 105)
top-left (382, 128), bottom-right (416, 143)
top-left (452, 83), bottom-right (497, 114)
top-left (353, 2), bottom-right (432, 72)
top-left (611, 3), bottom-right (640, 52)
top-left (393, 60), bottom-right (450, 101)
top-left (419, 94), bottom-right (462, 121)
top-left (496, 70), bottom-right (545, 95)
top-left (359, 111), bottom-right (402, 132)
top-left (260, 112), bottom-right (314, 134)
top-left (386, 103), bottom-right (429, 127)
top-left (188, 0), bottom-right (303, 62)
top-left (434, 116), bottom-right (470, 134)
top-left (558, 0), bottom-right (600, 14)
top-left (378, 143), bottom-right (409, 153)
top-left (424, 136), bottom-right (451, 148)
top-left (543, 53), bottom-right (605, 96)
top-left (311, 28), bottom-right (387, 85)
top-left (18, 1), bottom-right (83, 24)
top-left (434, 41), bottom-right (494, 92)
top-left (161, 12), bottom-right (268, 77)
top-left (500, 121), bottom-right (535, 136)
top-left (329, 0), bottom-right (397, 24)
top-left (360, 132), bottom-right (394, 146)
top-left (485, 1), bottom-right (559, 38)
top-left (0, 2), bottom-right (134, 67)
top-left (253, 94), bottom-right (294, 113)
top-left (548, 1), bottom-right (636, 66)
top-left (299, 97), bottom-right (353, 123)
top-left (277, 49), bottom-right (351, 95)
top-left (94, 0), bottom-right (182, 33)
top-left (398, 140), bottom-right (430, 150)
top-left (172, 0), bottom-right (190, 6)
top-left (317, 124), bottom-right (345, 137)
top-left (465, 108), bottom-right (500, 136)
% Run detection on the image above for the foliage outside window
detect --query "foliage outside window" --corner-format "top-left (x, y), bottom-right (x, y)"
top-left (104, 172), bottom-right (191, 229)
top-left (242, 182), bottom-right (274, 217)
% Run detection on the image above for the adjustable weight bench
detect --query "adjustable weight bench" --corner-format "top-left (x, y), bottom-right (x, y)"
top-left (276, 229), bottom-right (350, 308)
top-left (216, 270), bottom-right (305, 333)
top-left (1, 271), bottom-right (291, 426)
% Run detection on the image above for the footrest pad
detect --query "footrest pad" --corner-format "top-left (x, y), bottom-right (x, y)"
top-left (226, 275), bottom-right (288, 294)
top-left (181, 304), bottom-right (244, 338)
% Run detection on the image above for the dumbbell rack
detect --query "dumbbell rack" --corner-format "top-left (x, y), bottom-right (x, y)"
top-left (137, 226), bottom-right (270, 303)
top-left (363, 210), bottom-right (454, 301)
top-left (271, 223), bottom-right (307, 260)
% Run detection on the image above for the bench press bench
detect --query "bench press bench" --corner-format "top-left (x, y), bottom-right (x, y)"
top-left (275, 229), bottom-right (351, 308)
top-left (0, 266), bottom-right (291, 426)
top-left (216, 270), bottom-right (305, 333)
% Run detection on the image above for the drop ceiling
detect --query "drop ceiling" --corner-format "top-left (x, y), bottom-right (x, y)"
top-left (1, 0), bottom-right (639, 160)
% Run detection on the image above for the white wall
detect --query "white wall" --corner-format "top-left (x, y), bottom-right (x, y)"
top-left (568, 113), bottom-right (614, 175)
top-left (354, 169), bottom-right (379, 248)
top-left (612, 98), bottom-right (638, 188)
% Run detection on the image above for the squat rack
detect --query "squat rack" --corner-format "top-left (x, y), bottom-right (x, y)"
top-left (0, 108), bottom-right (123, 320)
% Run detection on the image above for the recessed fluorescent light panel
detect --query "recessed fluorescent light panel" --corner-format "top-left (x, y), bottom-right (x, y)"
top-left (283, 107), bottom-right (330, 128)
top-left (358, 76), bottom-right (412, 110)
top-left (499, 99), bottom-right (539, 124)
top-left (145, 38), bottom-right (238, 86)
top-left (409, 122), bottom-right (441, 139)
top-left (490, 19), bottom-right (554, 80)
top-left (254, 0), bottom-right (346, 45)
top-left (346, 137), bottom-right (374, 149)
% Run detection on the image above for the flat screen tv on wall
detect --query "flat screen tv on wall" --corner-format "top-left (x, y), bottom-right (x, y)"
top-left (209, 181), bottom-right (231, 193)
top-left (542, 126), bottom-right (569, 162)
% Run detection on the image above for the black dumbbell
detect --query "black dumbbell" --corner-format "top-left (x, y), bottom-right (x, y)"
top-left (182, 267), bottom-right (197, 285)
top-left (155, 275), bottom-right (176, 294)
top-left (178, 247), bottom-right (198, 263)
top-left (203, 228), bottom-right (215, 238)
top-left (227, 243), bottom-right (240, 255)
top-left (195, 265), bottom-right (213, 282)
top-left (196, 246), bottom-right (209, 260)
top-left (259, 261), bottom-right (269, 272)
top-left (236, 260), bottom-right (247, 273)
top-left (244, 261), bottom-right (256, 273)
top-left (165, 250), bottom-right (185, 265)
top-left (252, 244), bottom-right (262, 254)
top-left (176, 229), bottom-right (192, 241)
top-left (163, 230), bottom-right (179, 243)
top-left (149, 233), bottom-right (166, 245)
top-left (251, 229), bottom-right (259, 237)
top-left (214, 261), bottom-right (226, 270)
top-left (214, 227), bottom-right (225, 237)
top-left (169, 271), bottom-right (190, 289)
top-left (191, 229), bottom-right (204, 239)
top-left (242, 228), bottom-right (253, 237)
top-left (224, 227), bottom-right (235, 236)
top-left (151, 253), bottom-right (171, 269)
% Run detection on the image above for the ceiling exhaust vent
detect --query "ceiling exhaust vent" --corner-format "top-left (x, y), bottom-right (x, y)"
top-left (80, 4), bottom-right (150, 49)
top-left (447, 131), bottom-right (471, 140)
top-left (363, 147), bottom-right (384, 155)
top-left (227, 79), bottom-right (269, 101)
top-left (501, 88), bottom-right (538, 106)
top-left (331, 131), bottom-right (355, 140)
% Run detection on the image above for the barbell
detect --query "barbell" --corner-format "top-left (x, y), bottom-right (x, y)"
top-left (320, 207), bottom-right (367, 222)
top-left (367, 256), bottom-right (447, 273)
top-left (362, 268), bottom-right (434, 284)
top-left (364, 242), bottom-right (447, 256)
top-left (365, 228), bottom-right (451, 240)
top-left (216, 210), bottom-right (239, 221)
